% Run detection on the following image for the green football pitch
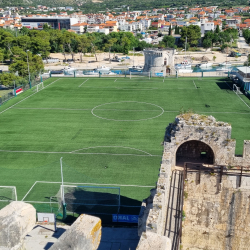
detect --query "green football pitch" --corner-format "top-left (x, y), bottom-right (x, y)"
top-left (0, 76), bottom-right (250, 214)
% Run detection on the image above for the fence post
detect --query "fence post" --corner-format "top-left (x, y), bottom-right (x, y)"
top-left (50, 71), bottom-right (52, 78)
top-left (40, 75), bottom-right (43, 82)
top-left (74, 71), bottom-right (76, 78)
top-left (202, 71), bottom-right (203, 78)
top-left (125, 70), bottom-right (126, 78)
top-left (29, 81), bottom-right (32, 89)
top-left (14, 88), bottom-right (16, 97)
top-left (176, 71), bottom-right (178, 78)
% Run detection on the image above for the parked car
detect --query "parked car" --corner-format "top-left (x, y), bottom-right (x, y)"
top-left (122, 56), bottom-right (130, 59)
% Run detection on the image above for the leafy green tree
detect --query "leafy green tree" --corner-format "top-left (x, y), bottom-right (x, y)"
top-left (61, 31), bottom-right (77, 60)
top-left (49, 29), bottom-right (63, 53)
top-left (42, 23), bottom-right (51, 32)
top-left (20, 27), bottom-right (29, 36)
top-left (0, 73), bottom-right (20, 86)
top-left (16, 35), bottom-right (31, 51)
top-left (121, 36), bottom-right (131, 54)
top-left (203, 38), bottom-right (212, 48)
top-left (77, 34), bottom-right (90, 62)
top-left (161, 35), bottom-right (176, 48)
top-left (9, 51), bottom-right (43, 78)
top-left (104, 38), bottom-right (117, 62)
top-left (181, 25), bottom-right (201, 46)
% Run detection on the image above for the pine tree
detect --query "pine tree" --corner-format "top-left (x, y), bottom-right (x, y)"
top-left (215, 25), bottom-right (220, 33)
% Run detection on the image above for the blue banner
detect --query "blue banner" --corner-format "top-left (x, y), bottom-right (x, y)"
top-left (112, 214), bottom-right (139, 223)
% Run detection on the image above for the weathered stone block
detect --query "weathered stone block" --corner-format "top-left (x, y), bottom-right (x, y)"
top-left (136, 232), bottom-right (171, 250)
top-left (50, 214), bottom-right (101, 250)
top-left (0, 201), bottom-right (36, 250)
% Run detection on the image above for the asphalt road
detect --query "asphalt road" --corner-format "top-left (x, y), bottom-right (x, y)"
top-left (238, 36), bottom-right (250, 49)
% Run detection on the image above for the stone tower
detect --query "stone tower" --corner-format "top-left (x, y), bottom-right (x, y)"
top-left (143, 48), bottom-right (176, 75)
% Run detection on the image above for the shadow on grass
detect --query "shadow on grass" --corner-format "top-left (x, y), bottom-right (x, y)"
top-left (216, 79), bottom-right (233, 90)
top-left (56, 189), bottom-right (142, 226)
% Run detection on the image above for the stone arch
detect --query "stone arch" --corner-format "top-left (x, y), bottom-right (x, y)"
top-left (175, 140), bottom-right (215, 167)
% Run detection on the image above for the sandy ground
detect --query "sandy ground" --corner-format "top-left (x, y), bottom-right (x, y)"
top-left (45, 52), bottom-right (144, 71)
top-left (45, 50), bottom-right (248, 71)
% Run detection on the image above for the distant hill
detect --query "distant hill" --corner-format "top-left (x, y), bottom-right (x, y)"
top-left (2, 0), bottom-right (249, 13)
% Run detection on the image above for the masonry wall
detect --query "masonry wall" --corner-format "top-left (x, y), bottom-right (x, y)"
top-left (137, 114), bottom-right (250, 249)
top-left (143, 48), bottom-right (175, 74)
top-left (182, 172), bottom-right (250, 250)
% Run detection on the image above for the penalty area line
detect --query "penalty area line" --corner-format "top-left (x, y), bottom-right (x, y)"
top-left (36, 180), bottom-right (155, 188)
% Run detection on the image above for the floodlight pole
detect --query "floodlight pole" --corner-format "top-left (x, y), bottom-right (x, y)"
top-left (26, 50), bottom-right (31, 89)
top-left (60, 157), bottom-right (67, 220)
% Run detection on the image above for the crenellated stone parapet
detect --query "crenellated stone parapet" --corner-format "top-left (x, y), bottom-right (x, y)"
top-left (137, 113), bottom-right (250, 249)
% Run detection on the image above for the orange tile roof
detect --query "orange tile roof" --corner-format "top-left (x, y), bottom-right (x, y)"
top-left (71, 22), bottom-right (87, 26)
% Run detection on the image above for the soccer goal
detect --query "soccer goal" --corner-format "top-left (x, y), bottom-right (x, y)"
top-left (233, 84), bottom-right (243, 95)
top-left (56, 185), bottom-right (120, 215)
top-left (36, 82), bottom-right (44, 92)
top-left (0, 186), bottom-right (17, 209)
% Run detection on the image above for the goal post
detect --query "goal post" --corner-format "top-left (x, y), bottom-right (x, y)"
top-left (0, 186), bottom-right (17, 201)
top-left (56, 185), bottom-right (121, 216)
top-left (233, 84), bottom-right (243, 95)
top-left (36, 82), bottom-right (44, 92)
top-left (0, 186), bottom-right (17, 210)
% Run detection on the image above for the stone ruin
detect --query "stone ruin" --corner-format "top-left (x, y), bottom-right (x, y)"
top-left (137, 113), bottom-right (250, 250)
top-left (0, 202), bottom-right (101, 250)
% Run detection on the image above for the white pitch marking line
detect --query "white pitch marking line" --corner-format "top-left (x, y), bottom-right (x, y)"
top-left (0, 149), bottom-right (161, 157)
top-left (79, 78), bottom-right (89, 87)
top-left (11, 108), bottom-right (250, 115)
top-left (0, 79), bottom-right (60, 115)
top-left (36, 180), bottom-right (155, 188)
top-left (114, 79), bottom-right (117, 82)
top-left (91, 101), bottom-right (165, 122)
top-left (72, 145), bottom-right (153, 156)
top-left (21, 180), bottom-right (155, 201)
top-left (193, 80), bottom-right (197, 89)
top-left (13, 107), bottom-right (90, 111)
top-left (21, 181), bottom-right (38, 201)
top-left (225, 81), bottom-right (250, 110)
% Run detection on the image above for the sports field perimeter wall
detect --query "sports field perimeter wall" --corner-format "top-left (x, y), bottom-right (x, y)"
top-left (137, 113), bottom-right (250, 249)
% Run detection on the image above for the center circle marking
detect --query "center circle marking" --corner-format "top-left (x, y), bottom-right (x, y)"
top-left (91, 101), bottom-right (164, 121)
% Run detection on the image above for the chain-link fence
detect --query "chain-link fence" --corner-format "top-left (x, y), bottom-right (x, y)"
top-left (0, 73), bottom-right (45, 106)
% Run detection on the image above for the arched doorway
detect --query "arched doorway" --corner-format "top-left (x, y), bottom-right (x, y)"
top-left (176, 140), bottom-right (214, 167)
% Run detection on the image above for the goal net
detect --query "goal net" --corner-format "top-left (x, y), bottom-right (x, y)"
top-left (0, 186), bottom-right (17, 209)
top-left (56, 185), bottom-right (120, 215)
top-left (233, 84), bottom-right (243, 95)
top-left (36, 82), bottom-right (44, 92)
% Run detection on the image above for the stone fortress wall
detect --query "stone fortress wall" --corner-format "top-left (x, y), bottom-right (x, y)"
top-left (143, 48), bottom-right (176, 75)
top-left (137, 113), bottom-right (250, 250)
